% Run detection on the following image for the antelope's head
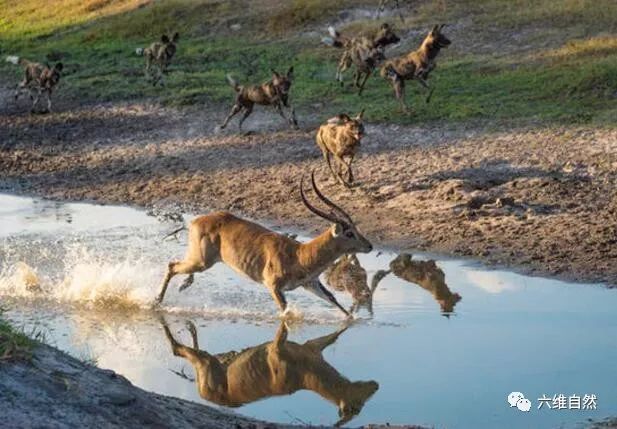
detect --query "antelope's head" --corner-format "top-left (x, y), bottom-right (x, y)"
top-left (336, 380), bottom-right (379, 427)
top-left (161, 32), bottom-right (179, 60)
top-left (300, 171), bottom-right (372, 254)
top-left (271, 66), bottom-right (294, 106)
top-left (327, 109), bottom-right (365, 142)
top-left (423, 24), bottom-right (451, 51)
top-left (373, 22), bottom-right (401, 49)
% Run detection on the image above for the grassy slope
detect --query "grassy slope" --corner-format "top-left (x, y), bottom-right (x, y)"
top-left (0, 314), bottom-right (32, 361)
top-left (0, 0), bottom-right (615, 125)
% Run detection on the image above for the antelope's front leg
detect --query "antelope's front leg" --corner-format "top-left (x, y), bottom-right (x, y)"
top-left (303, 280), bottom-right (350, 317)
top-left (267, 281), bottom-right (288, 314)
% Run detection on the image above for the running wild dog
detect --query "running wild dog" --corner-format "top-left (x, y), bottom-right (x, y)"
top-left (323, 23), bottom-right (400, 94)
top-left (380, 24), bottom-right (451, 111)
top-left (220, 67), bottom-right (297, 131)
top-left (6, 56), bottom-right (63, 113)
top-left (316, 110), bottom-right (365, 187)
top-left (161, 318), bottom-right (378, 427)
top-left (136, 32), bottom-right (179, 85)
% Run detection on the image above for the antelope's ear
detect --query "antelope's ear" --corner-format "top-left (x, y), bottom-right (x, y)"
top-left (161, 34), bottom-right (170, 43)
top-left (172, 32), bottom-right (180, 42)
top-left (287, 66), bottom-right (294, 80)
top-left (355, 108), bottom-right (365, 121)
top-left (55, 62), bottom-right (63, 71)
top-left (331, 223), bottom-right (344, 237)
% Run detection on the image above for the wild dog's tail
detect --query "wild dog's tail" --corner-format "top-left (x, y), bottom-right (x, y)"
top-left (5, 56), bottom-right (25, 65)
top-left (321, 26), bottom-right (348, 48)
top-left (162, 225), bottom-right (187, 241)
top-left (226, 74), bottom-right (240, 92)
top-left (135, 47), bottom-right (144, 56)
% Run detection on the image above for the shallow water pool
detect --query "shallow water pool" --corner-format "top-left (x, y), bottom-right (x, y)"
top-left (1, 194), bottom-right (615, 428)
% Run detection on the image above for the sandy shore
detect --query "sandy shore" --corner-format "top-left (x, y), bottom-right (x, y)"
top-left (1, 99), bottom-right (616, 286)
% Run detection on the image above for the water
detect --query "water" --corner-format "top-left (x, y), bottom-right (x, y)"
top-left (1, 194), bottom-right (615, 428)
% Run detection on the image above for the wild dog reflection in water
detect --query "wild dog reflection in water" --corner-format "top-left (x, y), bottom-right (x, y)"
top-left (160, 318), bottom-right (378, 427)
top-left (389, 253), bottom-right (461, 315)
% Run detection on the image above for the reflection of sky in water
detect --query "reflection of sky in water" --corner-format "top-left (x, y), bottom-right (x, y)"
top-left (1, 193), bottom-right (616, 429)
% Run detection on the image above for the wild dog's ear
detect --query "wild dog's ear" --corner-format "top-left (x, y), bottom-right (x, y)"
top-left (380, 23), bottom-right (390, 30)
top-left (355, 108), bottom-right (365, 121)
top-left (172, 32), bottom-right (180, 43)
top-left (55, 62), bottom-right (63, 71)
top-left (161, 34), bottom-right (170, 43)
top-left (287, 66), bottom-right (294, 80)
top-left (439, 24), bottom-right (447, 30)
top-left (271, 68), bottom-right (281, 78)
top-left (431, 24), bottom-right (440, 34)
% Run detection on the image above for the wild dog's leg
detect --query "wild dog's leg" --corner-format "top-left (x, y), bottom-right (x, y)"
top-left (303, 279), bottom-right (350, 316)
top-left (238, 103), bottom-right (254, 131)
top-left (31, 88), bottom-right (42, 113)
top-left (417, 78), bottom-right (435, 103)
top-left (345, 153), bottom-right (356, 183)
top-left (274, 102), bottom-right (291, 126)
top-left (44, 89), bottom-right (52, 113)
top-left (324, 151), bottom-right (341, 185)
top-left (337, 52), bottom-right (351, 85)
top-left (332, 153), bottom-right (351, 187)
top-left (357, 71), bottom-right (371, 95)
top-left (393, 77), bottom-right (408, 112)
top-left (220, 103), bottom-right (242, 129)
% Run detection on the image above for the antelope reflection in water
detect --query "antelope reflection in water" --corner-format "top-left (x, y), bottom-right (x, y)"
top-left (160, 318), bottom-right (378, 426)
top-left (389, 253), bottom-right (462, 315)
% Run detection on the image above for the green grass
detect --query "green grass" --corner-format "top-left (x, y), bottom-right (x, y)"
top-left (0, 0), bottom-right (615, 125)
top-left (0, 312), bottom-right (33, 361)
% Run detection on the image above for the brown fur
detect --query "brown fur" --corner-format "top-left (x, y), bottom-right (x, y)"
top-left (389, 253), bottom-right (462, 314)
top-left (156, 174), bottom-right (372, 316)
top-left (328, 23), bottom-right (400, 94)
top-left (324, 254), bottom-right (388, 314)
top-left (316, 110), bottom-right (365, 187)
top-left (380, 24), bottom-right (451, 111)
top-left (161, 319), bottom-right (378, 427)
top-left (220, 67), bottom-right (297, 131)
top-left (140, 32), bottom-right (179, 86)
top-left (11, 58), bottom-right (63, 113)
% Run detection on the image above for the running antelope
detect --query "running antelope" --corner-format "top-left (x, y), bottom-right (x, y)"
top-left (6, 56), bottom-right (63, 113)
top-left (380, 24), bottom-right (451, 111)
top-left (323, 23), bottom-right (400, 94)
top-left (136, 32), bottom-right (179, 86)
top-left (325, 254), bottom-right (389, 315)
top-left (316, 111), bottom-right (365, 187)
top-left (156, 172), bottom-right (373, 316)
top-left (219, 67), bottom-right (298, 131)
top-left (390, 253), bottom-right (461, 315)
top-left (161, 318), bottom-right (378, 427)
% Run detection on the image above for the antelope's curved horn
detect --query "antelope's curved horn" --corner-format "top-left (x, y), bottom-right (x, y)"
top-left (310, 170), bottom-right (353, 224)
top-left (300, 176), bottom-right (339, 223)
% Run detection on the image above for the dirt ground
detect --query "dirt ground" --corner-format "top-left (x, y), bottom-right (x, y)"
top-left (1, 96), bottom-right (616, 286)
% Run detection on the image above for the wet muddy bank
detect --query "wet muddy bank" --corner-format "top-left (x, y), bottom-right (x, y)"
top-left (0, 340), bottom-right (425, 429)
top-left (1, 102), bottom-right (616, 287)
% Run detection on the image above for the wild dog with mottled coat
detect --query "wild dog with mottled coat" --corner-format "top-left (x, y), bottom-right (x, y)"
top-left (323, 23), bottom-right (400, 94)
top-left (219, 67), bottom-right (297, 131)
top-left (6, 56), bottom-right (63, 113)
top-left (136, 32), bottom-right (179, 85)
top-left (380, 24), bottom-right (451, 111)
top-left (316, 110), bottom-right (365, 187)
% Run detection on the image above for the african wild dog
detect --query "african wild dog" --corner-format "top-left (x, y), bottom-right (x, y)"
top-left (323, 23), bottom-right (400, 94)
top-left (136, 32), bottom-right (179, 86)
top-left (380, 24), bottom-right (451, 111)
top-left (6, 56), bottom-right (63, 113)
top-left (219, 67), bottom-right (298, 131)
top-left (315, 110), bottom-right (365, 187)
